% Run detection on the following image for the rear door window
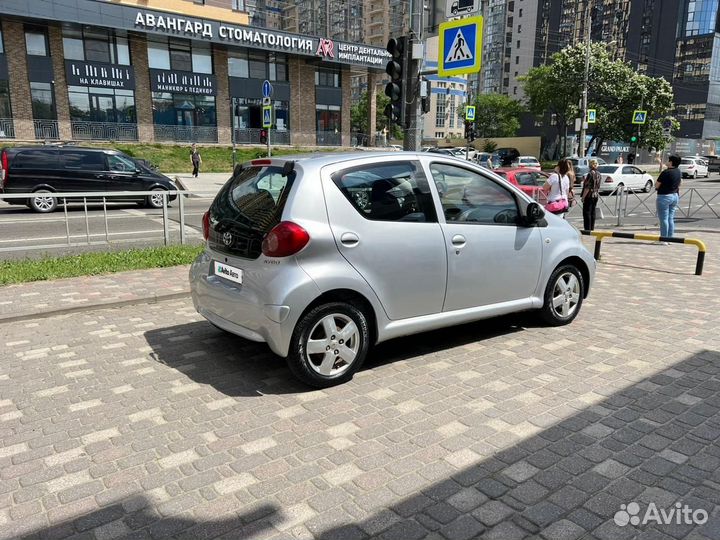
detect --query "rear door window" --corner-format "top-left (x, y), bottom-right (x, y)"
top-left (12, 149), bottom-right (58, 169)
top-left (106, 154), bottom-right (137, 173)
top-left (209, 165), bottom-right (296, 259)
top-left (331, 161), bottom-right (436, 222)
top-left (62, 151), bottom-right (105, 171)
top-left (515, 172), bottom-right (537, 186)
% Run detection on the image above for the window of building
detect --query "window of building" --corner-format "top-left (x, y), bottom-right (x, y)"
top-left (435, 132), bottom-right (444, 139)
top-left (315, 68), bottom-right (341, 87)
top-left (517, 24), bottom-right (522, 33)
top-left (0, 29), bottom-right (4, 54)
top-left (152, 92), bottom-right (216, 127)
top-left (232, 0), bottom-right (244, 10)
top-left (25, 30), bottom-right (48, 56)
top-left (269, 54), bottom-right (288, 81)
top-left (148, 38), bottom-right (212, 73)
top-left (68, 86), bottom-right (136, 123)
top-left (63, 29), bottom-right (131, 66)
top-left (435, 94), bottom-right (446, 128)
top-left (249, 52), bottom-right (267, 79)
top-left (516, 56), bottom-right (519, 64)
top-left (0, 81), bottom-right (11, 119)
top-left (30, 82), bottom-right (55, 120)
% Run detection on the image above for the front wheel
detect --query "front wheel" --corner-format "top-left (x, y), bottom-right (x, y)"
top-left (693, 171), bottom-right (698, 179)
top-left (30, 190), bottom-right (58, 213)
top-left (644, 179), bottom-right (653, 193)
top-left (539, 265), bottom-right (584, 326)
top-left (146, 187), bottom-right (167, 209)
top-left (287, 302), bottom-right (370, 388)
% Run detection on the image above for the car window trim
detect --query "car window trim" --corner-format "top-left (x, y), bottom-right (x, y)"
top-left (426, 160), bottom-right (522, 227)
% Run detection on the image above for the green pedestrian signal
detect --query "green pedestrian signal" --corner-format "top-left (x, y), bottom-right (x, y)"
top-left (630, 135), bottom-right (637, 142)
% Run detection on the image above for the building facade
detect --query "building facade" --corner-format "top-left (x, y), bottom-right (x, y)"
top-left (0, 0), bottom-right (390, 146)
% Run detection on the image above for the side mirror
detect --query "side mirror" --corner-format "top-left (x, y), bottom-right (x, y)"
top-left (641, 170), bottom-right (646, 174)
top-left (525, 202), bottom-right (545, 225)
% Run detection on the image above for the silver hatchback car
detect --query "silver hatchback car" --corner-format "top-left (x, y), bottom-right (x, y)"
top-left (190, 153), bottom-right (595, 387)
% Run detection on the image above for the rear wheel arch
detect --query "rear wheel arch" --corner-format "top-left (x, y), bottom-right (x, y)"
top-left (299, 289), bottom-right (378, 346)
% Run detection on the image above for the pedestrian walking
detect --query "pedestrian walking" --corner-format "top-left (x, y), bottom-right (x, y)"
top-left (615, 154), bottom-right (624, 165)
top-left (542, 159), bottom-right (571, 215)
top-left (655, 154), bottom-right (682, 242)
top-left (581, 159), bottom-right (602, 231)
top-left (191, 144), bottom-right (202, 178)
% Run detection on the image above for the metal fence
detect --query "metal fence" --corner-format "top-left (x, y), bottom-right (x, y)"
top-left (0, 118), bottom-right (15, 139)
top-left (71, 121), bottom-right (139, 141)
top-left (0, 190), bottom-right (214, 254)
top-left (317, 131), bottom-right (342, 146)
top-left (34, 120), bottom-right (60, 140)
top-left (154, 125), bottom-right (218, 143)
top-left (233, 128), bottom-right (290, 145)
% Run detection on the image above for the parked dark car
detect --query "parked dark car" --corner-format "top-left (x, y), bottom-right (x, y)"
top-left (492, 147), bottom-right (520, 167)
top-left (703, 155), bottom-right (720, 173)
top-left (0, 146), bottom-right (177, 212)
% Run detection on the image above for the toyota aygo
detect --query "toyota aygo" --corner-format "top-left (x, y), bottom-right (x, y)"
top-left (190, 153), bottom-right (595, 387)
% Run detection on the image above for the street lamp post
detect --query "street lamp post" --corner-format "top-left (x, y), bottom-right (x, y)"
top-left (579, 1), bottom-right (593, 158)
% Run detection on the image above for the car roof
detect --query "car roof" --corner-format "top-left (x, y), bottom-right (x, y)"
top-left (517, 156), bottom-right (539, 160)
top-left (243, 151), bottom-right (460, 168)
top-left (5, 145), bottom-right (117, 154)
top-left (495, 167), bottom-right (544, 172)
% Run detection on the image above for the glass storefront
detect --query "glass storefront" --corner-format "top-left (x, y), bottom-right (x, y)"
top-left (316, 104), bottom-right (341, 145)
top-left (152, 93), bottom-right (216, 128)
top-left (0, 80), bottom-right (10, 118)
top-left (30, 82), bottom-right (55, 120)
top-left (68, 86), bottom-right (135, 123)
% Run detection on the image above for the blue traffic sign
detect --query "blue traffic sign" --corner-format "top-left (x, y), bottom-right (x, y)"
top-left (438, 16), bottom-right (483, 77)
top-left (632, 110), bottom-right (647, 124)
top-left (465, 106), bottom-right (476, 121)
top-left (262, 80), bottom-right (273, 98)
top-left (587, 109), bottom-right (597, 123)
top-left (262, 106), bottom-right (272, 128)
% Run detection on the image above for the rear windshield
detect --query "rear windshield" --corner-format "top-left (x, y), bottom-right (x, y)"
top-left (681, 158), bottom-right (692, 164)
top-left (209, 165), bottom-right (296, 259)
top-left (597, 165), bottom-right (618, 173)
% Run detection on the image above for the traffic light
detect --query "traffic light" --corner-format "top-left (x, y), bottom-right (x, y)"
top-left (420, 78), bottom-right (430, 114)
top-left (260, 129), bottom-right (268, 144)
top-left (464, 121), bottom-right (476, 142)
top-left (630, 135), bottom-right (637, 143)
top-left (384, 37), bottom-right (407, 126)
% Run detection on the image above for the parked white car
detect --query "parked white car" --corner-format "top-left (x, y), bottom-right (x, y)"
top-left (453, 147), bottom-right (476, 160)
top-left (679, 157), bottom-right (709, 178)
top-left (512, 156), bottom-right (542, 171)
top-left (596, 164), bottom-right (655, 194)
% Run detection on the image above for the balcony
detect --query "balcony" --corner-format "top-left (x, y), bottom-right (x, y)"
top-left (0, 118), bottom-right (15, 139)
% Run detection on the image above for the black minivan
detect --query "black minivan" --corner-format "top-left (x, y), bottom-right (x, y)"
top-left (0, 146), bottom-right (178, 212)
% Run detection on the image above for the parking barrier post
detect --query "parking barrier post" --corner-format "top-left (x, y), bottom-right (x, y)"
top-left (83, 197), bottom-right (90, 244)
top-left (179, 191), bottom-right (186, 245)
top-left (103, 197), bottom-right (109, 243)
top-left (162, 193), bottom-right (169, 246)
top-left (63, 197), bottom-right (70, 245)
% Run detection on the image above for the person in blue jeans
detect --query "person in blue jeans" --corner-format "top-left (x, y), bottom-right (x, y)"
top-left (655, 154), bottom-right (682, 243)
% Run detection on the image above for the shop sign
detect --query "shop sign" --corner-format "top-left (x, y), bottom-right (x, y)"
top-left (150, 69), bottom-right (217, 96)
top-left (133, 11), bottom-right (391, 68)
top-left (65, 60), bottom-right (135, 89)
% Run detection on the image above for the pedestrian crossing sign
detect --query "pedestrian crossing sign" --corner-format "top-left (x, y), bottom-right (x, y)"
top-left (632, 110), bottom-right (647, 124)
top-left (438, 16), bottom-right (483, 77)
top-left (465, 105), bottom-right (476, 121)
top-left (262, 106), bottom-right (272, 128)
top-left (587, 109), bottom-right (596, 123)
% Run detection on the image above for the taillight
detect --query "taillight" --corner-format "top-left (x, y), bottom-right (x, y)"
top-left (262, 221), bottom-right (310, 257)
top-left (688, 165), bottom-right (695, 169)
top-left (1, 150), bottom-right (8, 186)
top-left (202, 211), bottom-right (210, 241)
top-left (605, 177), bottom-right (614, 183)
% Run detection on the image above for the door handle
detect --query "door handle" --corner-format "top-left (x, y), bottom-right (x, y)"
top-left (451, 234), bottom-right (466, 248)
top-left (340, 232), bottom-right (360, 247)
top-left (94, 174), bottom-right (107, 179)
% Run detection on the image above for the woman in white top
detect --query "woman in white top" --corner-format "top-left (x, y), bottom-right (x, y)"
top-left (542, 159), bottom-right (571, 214)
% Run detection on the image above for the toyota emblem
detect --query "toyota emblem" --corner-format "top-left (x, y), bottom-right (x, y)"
top-left (222, 232), bottom-right (233, 246)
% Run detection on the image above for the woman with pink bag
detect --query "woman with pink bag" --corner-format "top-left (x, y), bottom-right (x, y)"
top-left (542, 159), bottom-right (572, 215)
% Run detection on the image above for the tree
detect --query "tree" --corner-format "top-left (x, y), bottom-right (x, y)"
top-left (521, 43), bottom-right (676, 157)
top-left (473, 94), bottom-right (524, 138)
top-left (350, 90), bottom-right (401, 140)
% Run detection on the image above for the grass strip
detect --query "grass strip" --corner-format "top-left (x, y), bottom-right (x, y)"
top-left (0, 245), bottom-right (203, 285)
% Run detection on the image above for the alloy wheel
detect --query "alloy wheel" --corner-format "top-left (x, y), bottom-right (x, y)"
top-left (551, 272), bottom-right (581, 318)
top-left (305, 314), bottom-right (360, 377)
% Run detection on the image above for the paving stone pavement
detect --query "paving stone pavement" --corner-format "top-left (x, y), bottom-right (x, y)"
top-left (1, 232), bottom-right (720, 539)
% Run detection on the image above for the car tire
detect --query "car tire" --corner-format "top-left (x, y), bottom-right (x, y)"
top-left (539, 264), bottom-right (584, 326)
top-left (146, 187), bottom-right (167, 209)
top-left (644, 179), bottom-right (653, 193)
top-left (615, 182), bottom-right (624, 196)
top-left (287, 302), bottom-right (370, 388)
top-left (30, 190), bottom-right (58, 213)
top-left (693, 171), bottom-right (698, 179)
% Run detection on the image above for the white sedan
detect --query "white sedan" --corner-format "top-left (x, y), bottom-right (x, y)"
top-left (596, 164), bottom-right (655, 194)
top-left (512, 156), bottom-right (542, 171)
top-left (679, 157), bottom-right (709, 178)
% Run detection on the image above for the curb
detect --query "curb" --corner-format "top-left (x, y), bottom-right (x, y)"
top-left (0, 290), bottom-right (190, 325)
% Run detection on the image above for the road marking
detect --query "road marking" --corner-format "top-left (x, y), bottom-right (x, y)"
top-left (0, 229), bottom-right (202, 244)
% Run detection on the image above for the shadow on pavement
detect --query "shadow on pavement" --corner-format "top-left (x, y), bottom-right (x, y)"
top-left (143, 314), bottom-right (529, 396)
top-left (23, 349), bottom-right (720, 539)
